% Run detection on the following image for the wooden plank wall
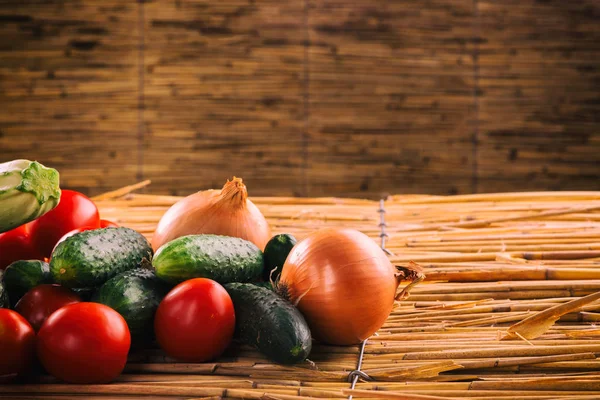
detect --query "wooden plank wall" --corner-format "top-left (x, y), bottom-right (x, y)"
top-left (0, 1), bottom-right (140, 194)
top-left (0, 0), bottom-right (598, 198)
top-left (306, 0), bottom-right (475, 197)
top-left (142, 1), bottom-right (306, 196)
top-left (477, 0), bottom-right (600, 192)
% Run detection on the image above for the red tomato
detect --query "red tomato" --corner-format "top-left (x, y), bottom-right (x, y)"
top-left (154, 278), bottom-right (235, 362)
top-left (100, 219), bottom-right (119, 228)
top-left (0, 225), bottom-right (40, 270)
top-left (28, 190), bottom-right (100, 258)
top-left (15, 284), bottom-right (81, 332)
top-left (0, 309), bottom-right (36, 376)
top-left (37, 303), bottom-right (130, 383)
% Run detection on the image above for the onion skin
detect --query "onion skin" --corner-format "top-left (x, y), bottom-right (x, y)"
top-left (279, 228), bottom-right (399, 345)
top-left (151, 178), bottom-right (271, 251)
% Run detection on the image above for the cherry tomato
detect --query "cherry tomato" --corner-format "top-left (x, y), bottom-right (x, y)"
top-left (0, 309), bottom-right (36, 376)
top-left (28, 190), bottom-right (100, 258)
top-left (154, 278), bottom-right (235, 362)
top-left (0, 225), bottom-right (40, 270)
top-left (15, 284), bottom-right (81, 332)
top-left (100, 219), bottom-right (119, 228)
top-left (37, 302), bottom-right (130, 383)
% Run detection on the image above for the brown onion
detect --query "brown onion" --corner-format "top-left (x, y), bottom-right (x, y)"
top-left (278, 228), bottom-right (423, 345)
top-left (152, 178), bottom-right (271, 251)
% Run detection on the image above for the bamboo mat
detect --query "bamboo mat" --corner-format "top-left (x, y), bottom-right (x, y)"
top-left (4, 189), bottom-right (600, 400)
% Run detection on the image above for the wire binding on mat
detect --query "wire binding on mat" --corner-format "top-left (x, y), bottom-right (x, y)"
top-left (379, 198), bottom-right (393, 255)
top-left (347, 339), bottom-right (370, 400)
top-left (347, 369), bottom-right (372, 383)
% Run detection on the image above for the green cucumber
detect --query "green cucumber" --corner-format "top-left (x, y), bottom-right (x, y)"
top-left (252, 281), bottom-right (273, 291)
top-left (224, 282), bottom-right (312, 364)
top-left (263, 234), bottom-right (297, 281)
top-left (92, 268), bottom-right (169, 344)
top-left (50, 227), bottom-right (153, 288)
top-left (3, 260), bottom-right (51, 306)
top-left (72, 287), bottom-right (95, 302)
top-left (153, 234), bottom-right (264, 285)
top-left (0, 270), bottom-right (9, 308)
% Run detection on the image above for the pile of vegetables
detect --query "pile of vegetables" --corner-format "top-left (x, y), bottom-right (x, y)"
top-left (0, 164), bottom-right (424, 385)
top-left (0, 159), bottom-right (119, 269)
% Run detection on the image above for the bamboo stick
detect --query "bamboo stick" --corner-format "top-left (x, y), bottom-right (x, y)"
top-left (417, 205), bottom-right (600, 231)
top-left (0, 384), bottom-right (338, 399)
top-left (91, 180), bottom-right (152, 201)
top-left (342, 390), bottom-right (458, 400)
top-left (388, 191), bottom-right (600, 204)
top-left (0, 397), bottom-right (192, 400)
top-left (458, 352), bottom-right (595, 370)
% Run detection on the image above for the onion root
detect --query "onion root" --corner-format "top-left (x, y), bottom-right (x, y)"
top-left (395, 261), bottom-right (426, 300)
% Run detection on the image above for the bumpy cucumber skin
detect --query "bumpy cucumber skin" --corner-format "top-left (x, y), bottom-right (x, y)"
top-left (2, 260), bottom-right (51, 306)
top-left (0, 270), bottom-right (9, 308)
top-left (224, 282), bottom-right (312, 364)
top-left (153, 234), bottom-right (264, 285)
top-left (252, 281), bottom-right (273, 291)
top-left (92, 268), bottom-right (169, 344)
top-left (50, 227), bottom-right (153, 288)
top-left (263, 234), bottom-right (297, 281)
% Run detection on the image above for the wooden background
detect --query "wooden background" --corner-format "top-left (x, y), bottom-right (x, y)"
top-left (0, 0), bottom-right (598, 198)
